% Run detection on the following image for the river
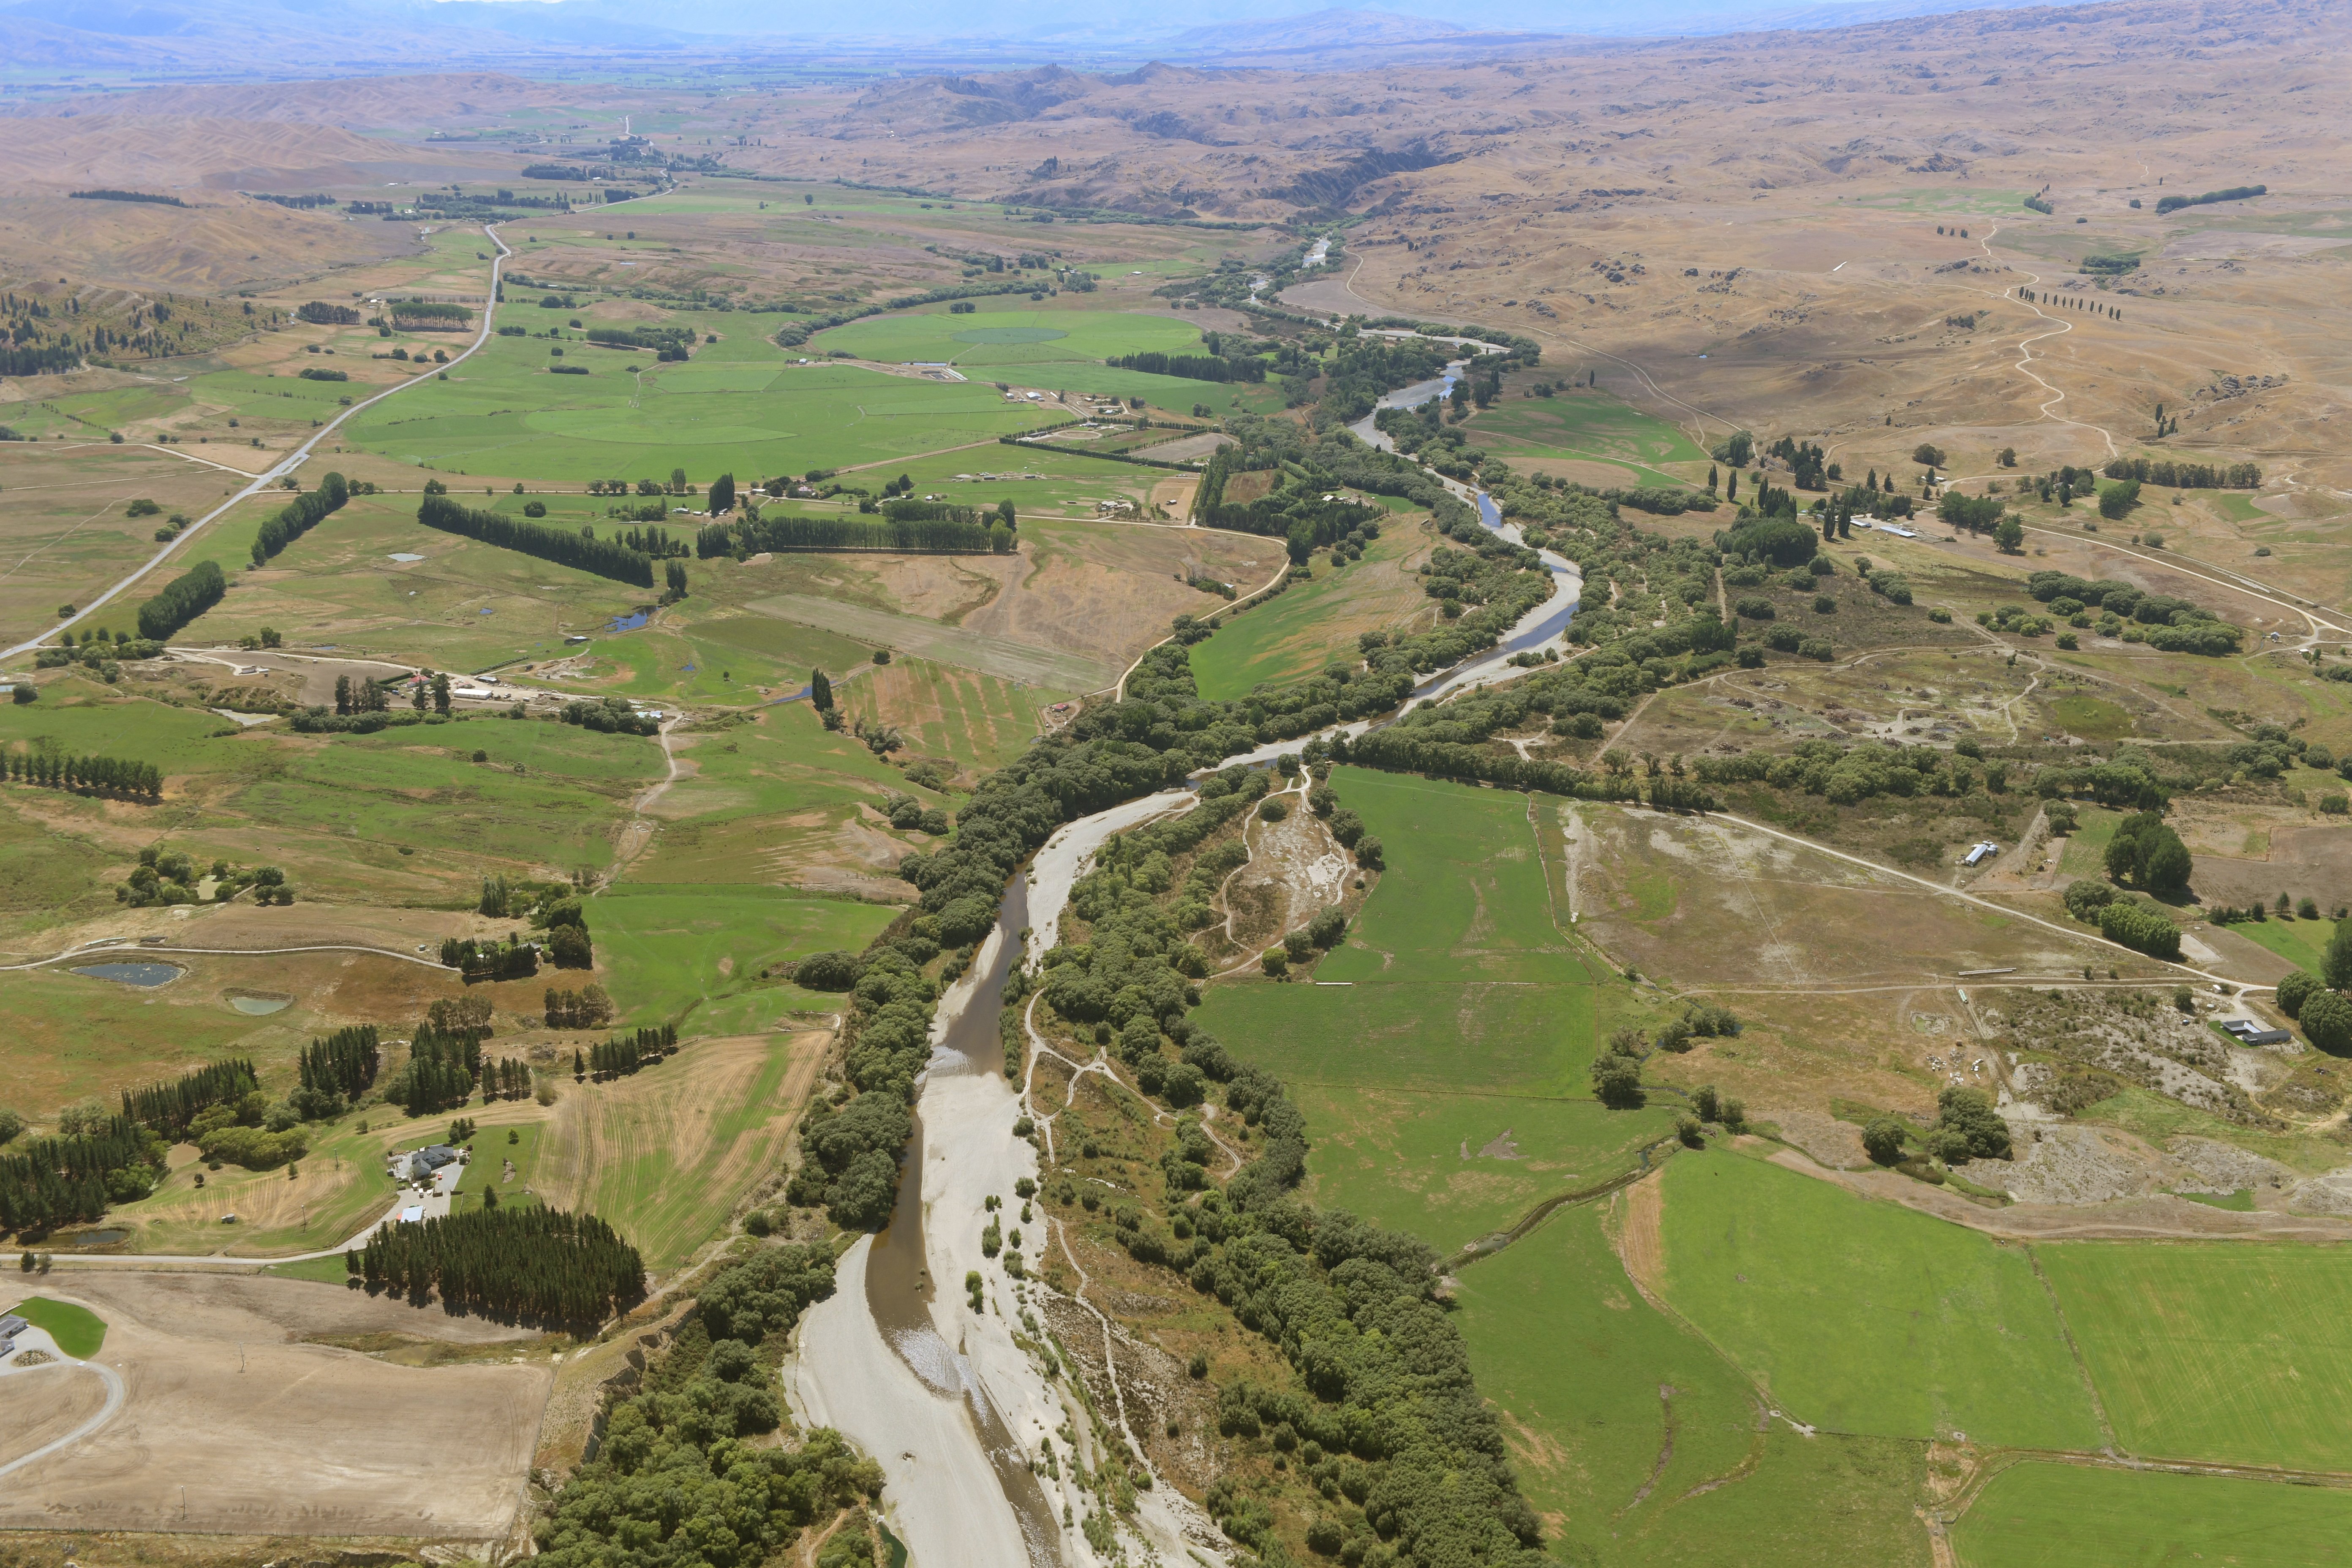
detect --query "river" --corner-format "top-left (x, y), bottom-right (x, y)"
top-left (789, 425), bottom-right (1576, 1568)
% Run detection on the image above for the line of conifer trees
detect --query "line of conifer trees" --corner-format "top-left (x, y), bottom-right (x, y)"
top-left (299, 1026), bottom-right (379, 1102)
top-left (695, 513), bottom-right (999, 557)
top-left (251, 472), bottom-right (351, 565)
top-left (2101, 456), bottom-right (2262, 490)
top-left (121, 1058), bottom-right (257, 1138)
top-left (136, 559), bottom-right (225, 641)
top-left (482, 1058), bottom-right (534, 1100)
top-left (3, 752), bottom-right (162, 799)
top-left (585, 1025), bottom-right (677, 1080)
top-left (346, 1206), bottom-right (644, 1326)
top-left (417, 495), bottom-right (656, 587)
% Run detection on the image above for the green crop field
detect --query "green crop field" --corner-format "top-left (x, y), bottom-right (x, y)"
top-left (1954, 1462), bottom-right (2352, 1568)
top-left (1189, 529), bottom-right (1432, 700)
top-left (5, 1296), bottom-right (109, 1358)
top-left (341, 321), bottom-right (1056, 482)
top-left (812, 307), bottom-right (1200, 372)
top-left (1466, 392), bottom-right (1711, 477)
top-left (1199, 769), bottom-right (1669, 1251)
top-left (2036, 1241), bottom-right (2352, 1471)
top-left (593, 883), bottom-right (899, 1029)
top-left (1465, 1202), bottom-right (1934, 1566)
top-left (1288, 1084), bottom-right (1673, 1252)
top-left (1655, 1152), bottom-right (2103, 1451)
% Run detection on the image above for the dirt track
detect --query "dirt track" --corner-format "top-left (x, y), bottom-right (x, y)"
top-left (0, 1274), bottom-right (549, 1538)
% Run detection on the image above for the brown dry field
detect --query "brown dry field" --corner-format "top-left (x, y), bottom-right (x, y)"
top-left (0, 1274), bottom-right (547, 1539)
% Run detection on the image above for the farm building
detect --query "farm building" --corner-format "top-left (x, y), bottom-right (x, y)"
top-left (2219, 1019), bottom-right (2292, 1046)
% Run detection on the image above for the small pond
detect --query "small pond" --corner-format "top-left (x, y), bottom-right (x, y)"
top-left (606, 610), bottom-right (651, 634)
top-left (72, 962), bottom-right (184, 987)
top-left (231, 996), bottom-right (291, 1016)
top-left (58, 1229), bottom-right (128, 1248)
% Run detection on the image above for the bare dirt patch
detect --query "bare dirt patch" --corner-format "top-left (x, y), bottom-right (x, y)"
top-left (0, 1274), bottom-right (547, 1538)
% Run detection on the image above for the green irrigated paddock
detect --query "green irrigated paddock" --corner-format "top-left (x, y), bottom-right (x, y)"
top-left (592, 884), bottom-right (900, 1029)
top-left (342, 325), bottom-right (1052, 482)
top-left (2036, 1241), bottom-right (2352, 1472)
top-left (1953, 1462), bottom-right (2352, 1568)
top-left (811, 308), bottom-right (1203, 372)
top-left (1655, 1152), bottom-right (2103, 1452)
top-left (1188, 529), bottom-right (1432, 701)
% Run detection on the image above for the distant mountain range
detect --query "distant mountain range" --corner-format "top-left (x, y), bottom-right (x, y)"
top-left (0, 0), bottom-right (2109, 78)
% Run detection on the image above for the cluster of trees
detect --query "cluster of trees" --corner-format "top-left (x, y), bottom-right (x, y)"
top-left (346, 1205), bottom-right (644, 1326)
top-left (2157, 184), bottom-right (2265, 215)
top-left (296, 302), bottom-right (362, 325)
top-left (2062, 881), bottom-right (2183, 960)
top-left (297, 1026), bottom-right (379, 1113)
top-left (2105, 811), bottom-right (2193, 894)
top-left (787, 1092), bottom-right (910, 1229)
top-left (544, 984), bottom-right (616, 1029)
top-left (5, 751), bottom-right (161, 800)
top-left (1694, 738), bottom-right (2006, 807)
top-left (69, 189), bottom-right (185, 206)
top-left (136, 559), bottom-right (225, 641)
top-left (1105, 351), bottom-right (1265, 383)
top-left (441, 935), bottom-right (539, 983)
top-left (2022, 571), bottom-right (2240, 654)
top-left (583, 324), bottom-right (694, 356)
top-left (122, 1059), bottom-right (259, 1139)
top-left (388, 300), bottom-right (472, 331)
top-left (250, 471), bottom-right (350, 566)
top-left (695, 512), bottom-right (1007, 557)
top-left (385, 1024), bottom-right (487, 1115)
top-left (479, 1058), bottom-right (536, 1101)
top-left (531, 1245), bottom-right (876, 1568)
top-left (417, 495), bottom-right (657, 588)
top-left (2103, 456), bottom-right (2262, 490)
top-left (2276, 932), bottom-right (2352, 1051)
top-left (559, 696), bottom-right (659, 736)
top-left (0, 1114), bottom-right (160, 1232)
top-left (585, 1026), bottom-right (676, 1080)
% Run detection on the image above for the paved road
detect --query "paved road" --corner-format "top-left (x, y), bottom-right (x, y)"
top-left (3, 226), bottom-right (514, 660)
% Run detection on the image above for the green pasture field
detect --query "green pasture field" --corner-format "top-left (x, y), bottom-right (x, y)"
top-left (1317, 768), bottom-right (1597, 985)
top-left (1466, 390), bottom-right (1710, 475)
top-left (5, 1296), bottom-right (108, 1358)
top-left (1203, 769), bottom-right (1665, 1249)
top-left (812, 306), bottom-right (1200, 370)
top-left (1460, 1203), bottom-right (1933, 1566)
top-left (611, 700), bottom-right (934, 904)
top-left (2220, 915), bottom-right (2330, 973)
top-left (592, 883), bottom-right (898, 1029)
top-left (2036, 1241), bottom-right (2352, 1471)
top-left (1953, 1462), bottom-right (2352, 1568)
top-left (1188, 529), bottom-right (1431, 700)
top-left (1852, 188), bottom-right (2036, 216)
top-left (2044, 692), bottom-right (2134, 742)
top-left (116, 1108), bottom-right (408, 1256)
top-left (340, 319), bottom-right (1054, 483)
top-left (854, 443), bottom-right (1163, 517)
top-left (839, 656), bottom-right (1062, 773)
top-left (1655, 1152), bottom-right (2102, 1451)
top-left (454, 1119), bottom-right (547, 1213)
top-left (0, 681), bottom-right (661, 909)
top-left (1290, 1083), bottom-right (1671, 1252)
